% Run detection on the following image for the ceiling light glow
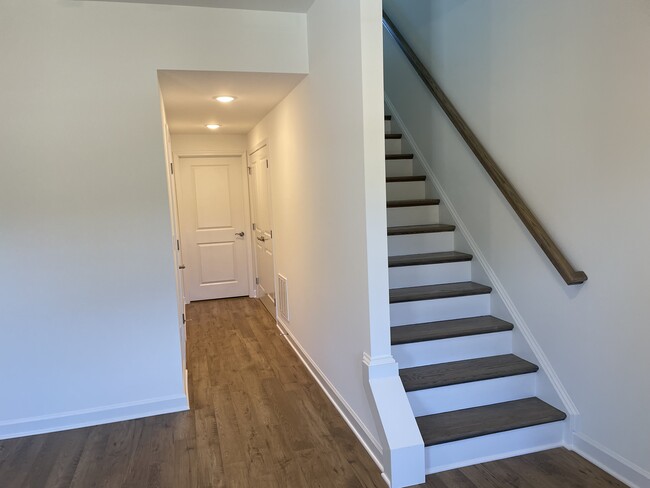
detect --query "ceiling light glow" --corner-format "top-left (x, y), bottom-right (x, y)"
top-left (206, 124), bottom-right (221, 130)
top-left (214, 96), bottom-right (236, 103)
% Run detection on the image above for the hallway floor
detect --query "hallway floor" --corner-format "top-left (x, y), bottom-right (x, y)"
top-left (0, 298), bottom-right (627, 487)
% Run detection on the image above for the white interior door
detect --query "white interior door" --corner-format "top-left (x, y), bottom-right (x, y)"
top-left (177, 156), bottom-right (249, 301)
top-left (163, 124), bottom-right (187, 374)
top-left (249, 151), bottom-right (275, 314)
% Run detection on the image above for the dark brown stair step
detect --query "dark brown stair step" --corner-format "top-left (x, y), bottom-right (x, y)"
top-left (391, 316), bottom-right (513, 345)
top-left (388, 224), bottom-right (455, 236)
top-left (386, 175), bottom-right (426, 183)
top-left (400, 354), bottom-right (538, 392)
top-left (385, 133), bottom-right (402, 139)
top-left (388, 251), bottom-right (472, 268)
top-left (385, 115), bottom-right (392, 120)
top-left (387, 199), bottom-right (439, 208)
top-left (389, 282), bottom-right (491, 304)
top-left (416, 398), bottom-right (566, 446)
top-left (386, 153), bottom-right (414, 160)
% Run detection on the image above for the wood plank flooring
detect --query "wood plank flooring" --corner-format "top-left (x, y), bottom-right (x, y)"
top-left (0, 298), bottom-right (628, 487)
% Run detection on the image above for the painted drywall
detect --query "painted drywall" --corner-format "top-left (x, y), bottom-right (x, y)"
top-left (247, 0), bottom-right (389, 457)
top-left (0, 0), bottom-right (307, 435)
top-left (170, 134), bottom-right (248, 155)
top-left (383, 0), bottom-right (650, 481)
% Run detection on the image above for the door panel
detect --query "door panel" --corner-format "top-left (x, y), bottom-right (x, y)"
top-left (178, 156), bottom-right (249, 301)
top-left (194, 165), bottom-right (232, 228)
top-left (249, 152), bottom-right (275, 314)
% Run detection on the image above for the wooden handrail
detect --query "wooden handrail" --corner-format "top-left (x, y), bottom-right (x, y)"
top-left (382, 12), bottom-right (587, 285)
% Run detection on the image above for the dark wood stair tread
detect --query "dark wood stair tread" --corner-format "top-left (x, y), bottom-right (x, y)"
top-left (386, 153), bottom-right (414, 160)
top-left (388, 224), bottom-right (455, 236)
top-left (390, 282), bottom-right (491, 303)
top-left (388, 251), bottom-right (472, 268)
top-left (386, 175), bottom-right (426, 182)
top-left (400, 354), bottom-right (538, 392)
top-left (385, 133), bottom-right (402, 139)
top-left (387, 199), bottom-right (439, 208)
top-left (391, 316), bottom-right (513, 345)
top-left (416, 398), bottom-right (566, 446)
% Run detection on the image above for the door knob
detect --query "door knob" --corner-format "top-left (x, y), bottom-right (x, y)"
top-left (235, 232), bottom-right (245, 237)
top-left (257, 236), bottom-right (266, 242)
top-left (179, 265), bottom-right (186, 270)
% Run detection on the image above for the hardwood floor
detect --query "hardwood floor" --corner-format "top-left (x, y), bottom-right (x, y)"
top-left (0, 298), bottom-right (628, 487)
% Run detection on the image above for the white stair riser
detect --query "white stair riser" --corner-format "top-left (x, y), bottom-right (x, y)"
top-left (385, 138), bottom-right (403, 154)
top-left (389, 261), bottom-right (470, 288)
top-left (386, 181), bottom-right (425, 200)
top-left (406, 374), bottom-right (536, 417)
top-left (386, 160), bottom-right (413, 177)
top-left (390, 294), bottom-right (490, 326)
top-left (385, 120), bottom-right (391, 133)
top-left (392, 331), bottom-right (512, 369)
top-left (424, 421), bottom-right (565, 474)
top-left (387, 205), bottom-right (439, 227)
top-left (388, 232), bottom-right (454, 256)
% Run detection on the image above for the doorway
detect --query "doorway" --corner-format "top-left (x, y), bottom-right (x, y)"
top-left (176, 155), bottom-right (251, 301)
top-left (248, 143), bottom-right (276, 317)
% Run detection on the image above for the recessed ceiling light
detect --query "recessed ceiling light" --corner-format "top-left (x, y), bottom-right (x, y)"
top-left (206, 124), bottom-right (220, 130)
top-left (214, 96), bottom-right (236, 103)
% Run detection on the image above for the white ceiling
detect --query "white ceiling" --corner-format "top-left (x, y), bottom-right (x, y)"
top-left (91, 0), bottom-right (315, 13)
top-left (158, 70), bottom-right (307, 134)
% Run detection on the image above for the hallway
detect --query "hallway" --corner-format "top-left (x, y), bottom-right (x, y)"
top-left (0, 298), bottom-right (627, 487)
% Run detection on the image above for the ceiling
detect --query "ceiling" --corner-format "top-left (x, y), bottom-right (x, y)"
top-left (90, 0), bottom-right (315, 13)
top-left (158, 70), bottom-right (307, 134)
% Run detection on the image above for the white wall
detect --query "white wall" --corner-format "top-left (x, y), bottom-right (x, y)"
top-left (171, 134), bottom-right (248, 155)
top-left (383, 0), bottom-right (650, 483)
top-left (247, 0), bottom-right (389, 462)
top-left (0, 0), bottom-right (307, 436)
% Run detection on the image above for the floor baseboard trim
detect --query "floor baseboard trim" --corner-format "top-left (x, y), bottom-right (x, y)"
top-left (276, 318), bottom-right (385, 474)
top-left (0, 394), bottom-right (189, 440)
top-left (572, 432), bottom-right (650, 488)
top-left (426, 442), bottom-right (564, 475)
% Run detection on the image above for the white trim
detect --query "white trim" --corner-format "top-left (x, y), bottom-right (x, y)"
top-left (426, 441), bottom-right (564, 475)
top-left (0, 394), bottom-right (189, 440)
top-left (384, 95), bottom-right (579, 423)
top-left (572, 433), bottom-right (650, 488)
top-left (248, 137), bottom-right (269, 157)
top-left (362, 353), bottom-right (425, 487)
top-left (275, 317), bottom-right (384, 471)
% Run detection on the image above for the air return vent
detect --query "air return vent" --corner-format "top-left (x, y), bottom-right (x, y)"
top-left (277, 274), bottom-right (289, 322)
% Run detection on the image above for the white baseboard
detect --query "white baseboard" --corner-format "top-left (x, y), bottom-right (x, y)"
top-left (572, 433), bottom-right (650, 488)
top-left (0, 394), bottom-right (189, 440)
top-left (427, 441), bottom-right (564, 475)
top-left (275, 317), bottom-right (385, 472)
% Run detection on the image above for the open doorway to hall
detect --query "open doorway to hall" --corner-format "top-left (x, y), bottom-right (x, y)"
top-left (157, 69), bottom-right (306, 374)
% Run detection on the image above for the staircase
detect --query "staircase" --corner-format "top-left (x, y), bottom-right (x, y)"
top-left (384, 114), bottom-right (567, 474)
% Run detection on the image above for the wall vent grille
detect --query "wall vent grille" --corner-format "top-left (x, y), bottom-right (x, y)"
top-left (277, 274), bottom-right (289, 322)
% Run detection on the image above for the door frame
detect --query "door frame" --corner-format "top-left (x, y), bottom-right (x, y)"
top-left (173, 150), bottom-right (255, 300)
top-left (247, 138), bottom-right (277, 311)
top-left (161, 121), bottom-right (188, 395)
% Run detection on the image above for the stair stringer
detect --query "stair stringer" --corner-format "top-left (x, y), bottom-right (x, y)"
top-left (384, 95), bottom-right (580, 466)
